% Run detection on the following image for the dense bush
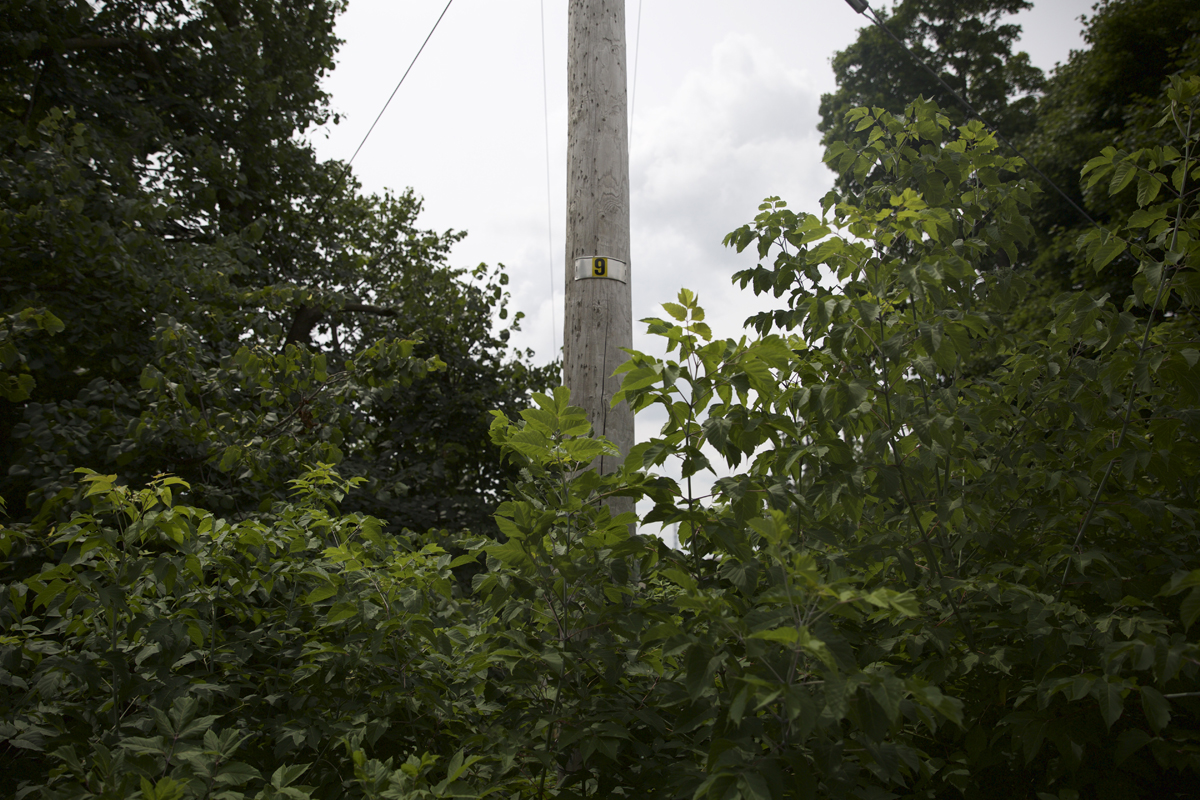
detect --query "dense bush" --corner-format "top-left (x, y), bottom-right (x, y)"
top-left (0, 1), bottom-right (554, 533)
top-left (4, 72), bottom-right (1199, 797)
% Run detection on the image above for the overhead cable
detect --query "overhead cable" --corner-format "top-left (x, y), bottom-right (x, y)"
top-left (540, 0), bottom-right (557, 356)
top-left (630, 0), bottom-right (644, 141)
top-left (302, 0), bottom-right (455, 232)
top-left (344, 0), bottom-right (456, 170)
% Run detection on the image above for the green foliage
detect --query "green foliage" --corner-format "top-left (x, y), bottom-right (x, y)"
top-left (0, 1), bottom-right (556, 530)
top-left (819, 0), bottom-right (1045, 195)
top-left (0, 308), bottom-right (64, 402)
top-left (1, 465), bottom-right (470, 798)
top-left (5, 4), bottom-right (1200, 799)
top-left (676, 84), bottom-right (1195, 797)
top-left (1021, 0), bottom-right (1200, 298)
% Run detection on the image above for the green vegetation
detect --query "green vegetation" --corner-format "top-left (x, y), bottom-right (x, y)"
top-left (819, 0), bottom-right (1045, 193)
top-left (3, 1), bottom-right (1199, 798)
top-left (0, 0), bottom-right (554, 534)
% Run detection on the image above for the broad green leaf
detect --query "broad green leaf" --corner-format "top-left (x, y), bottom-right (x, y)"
top-left (1109, 159), bottom-right (1137, 194)
top-left (140, 776), bottom-right (185, 800)
top-left (271, 764), bottom-right (310, 789)
top-left (1127, 207), bottom-right (1166, 229)
top-left (662, 302), bottom-right (688, 321)
top-left (1180, 587), bottom-right (1200, 631)
top-left (1090, 234), bottom-right (1127, 272)
top-left (1136, 171), bottom-right (1163, 206)
top-left (824, 672), bottom-right (848, 721)
top-left (749, 627), bottom-right (799, 644)
top-left (1140, 686), bottom-right (1171, 732)
top-left (212, 760), bottom-right (260, 786)
top-left (304, 584), bottom-right (338, 604)
top-left (1095, 679), bottom-right (1125, 729)
top-left (663, 567), bottom-right (697, 591)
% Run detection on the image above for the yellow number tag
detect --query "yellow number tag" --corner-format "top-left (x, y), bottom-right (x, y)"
top-left (592, 257), bottom-right (607, 277)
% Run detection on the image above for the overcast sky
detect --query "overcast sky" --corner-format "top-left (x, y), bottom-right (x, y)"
top-left (314, 0), bottom-right (1094, 357)
top-left (311, 0), bottom-right (1095, 525)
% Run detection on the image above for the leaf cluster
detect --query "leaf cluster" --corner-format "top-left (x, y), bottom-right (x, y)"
top-left (0, 1), bottom-right (557, 532)
top-left (4, 6), bottom-right (1200, 800)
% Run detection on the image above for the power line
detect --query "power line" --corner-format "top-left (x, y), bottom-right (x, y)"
top-left (630, 0), bottom-right (644, 142)
top-left (540, 0), bottom-right (557, 357)
top-left (302, 0), bottom-right (455, 233)
top-left (345, 0), bottom-right (455, 170)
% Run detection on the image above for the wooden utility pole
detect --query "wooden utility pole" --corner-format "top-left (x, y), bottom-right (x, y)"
top-left (564, 0), bottom-right (634, 485)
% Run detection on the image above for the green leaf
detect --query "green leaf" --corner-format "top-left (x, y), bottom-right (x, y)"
top-left (1081, 152), bottom-right (1113, 182)
top-left (1136, 171), bottom-right (1162, 206)
top-left (1109, 159), bottom-right (1137, 195)
top-left (739, 771), bottom-right (774, 800)
top-left (662, 566), bottom-right (697, 591)
top-left (325, 602), bottom-right (357, 623)
top-left (824, 672), bottom-right (849, 721)
top-left (1095, 679), bottom-right (1125, 729)
top-left (749, 627), bottom-right (799, 644)
top-left (218, 446), bottom-right (242, 472)
top-left (304, 584), bottom-right (338, 604)
top-left (140, 776), bottom-right (185, 800)
top-left (1127, 207), bottom-right (1166, 228)
top-left (868, 675), bottom-right (905, 723)
top-left (213, 760), bottom-right (260, 786)
top-left (1181, 587), bottom-right (1200, 631)
top-left (886, 591), bottom-right (920, 617)
top-left (661, 302), bottom-right (688, 321)
top-left (910, 683), bottom-right (964, 727)
top-left (1159, 569), bottom-right (1200, 595)
top-left (1091, 234), bottom-right (1128, 271)
top-left (1140, 686), bottom-right (1171, 732)
top-left (271, 764), bottom-right (310, 789)
top-left (1114, 729), bottom-right (1151, 764)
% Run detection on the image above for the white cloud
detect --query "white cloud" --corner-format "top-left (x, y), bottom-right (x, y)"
top-left (308, 0), bottom-right (1099, 541)
top-left (627, 33), bottom-right (831, 352)
top-left (616, 33), bottom-right (838, 533)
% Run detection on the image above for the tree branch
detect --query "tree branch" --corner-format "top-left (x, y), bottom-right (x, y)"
top-left (283, 302), bottom-right (398, 349)
top-left (60, 37), bottom-right (131, 51)
top-left (40, 37), bottom-right (162, 75)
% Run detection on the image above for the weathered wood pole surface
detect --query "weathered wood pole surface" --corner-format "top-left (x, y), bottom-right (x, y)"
top-left (564, 0), bottom-right (634, 488)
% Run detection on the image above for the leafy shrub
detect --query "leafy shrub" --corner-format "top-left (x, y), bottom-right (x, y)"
top-left (4, 71), bottom-right (1199, 800)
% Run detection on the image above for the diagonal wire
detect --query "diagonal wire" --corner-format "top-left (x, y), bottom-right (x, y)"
top-left (630, 0), bottom-right (644, 142)
top-left (540, 0), bottom-right (557, 357)
top-left (306, 0), bottom-right (455, 228)
top-left (273, 0), bottom-right (454, 355)
top-left (345, 0), bottom-right (455, 170)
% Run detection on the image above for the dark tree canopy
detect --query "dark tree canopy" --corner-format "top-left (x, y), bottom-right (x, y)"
top-left (822, 0), bottom-right (1200, 304)
top-left (1022, 0), bottom-right (1200, 296)
top-left (819, 0), bottom-right (1045, 194)
top-left (0, 0), bottom-right (556, 532)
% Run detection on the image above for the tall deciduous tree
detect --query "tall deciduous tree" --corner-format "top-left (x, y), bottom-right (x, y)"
top-left (821, 0), bottom-right (1200, 307)
top-left (818, 0), bottom-right (1045, 194)
top-left (0, 0), bottom-right (555, 530)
